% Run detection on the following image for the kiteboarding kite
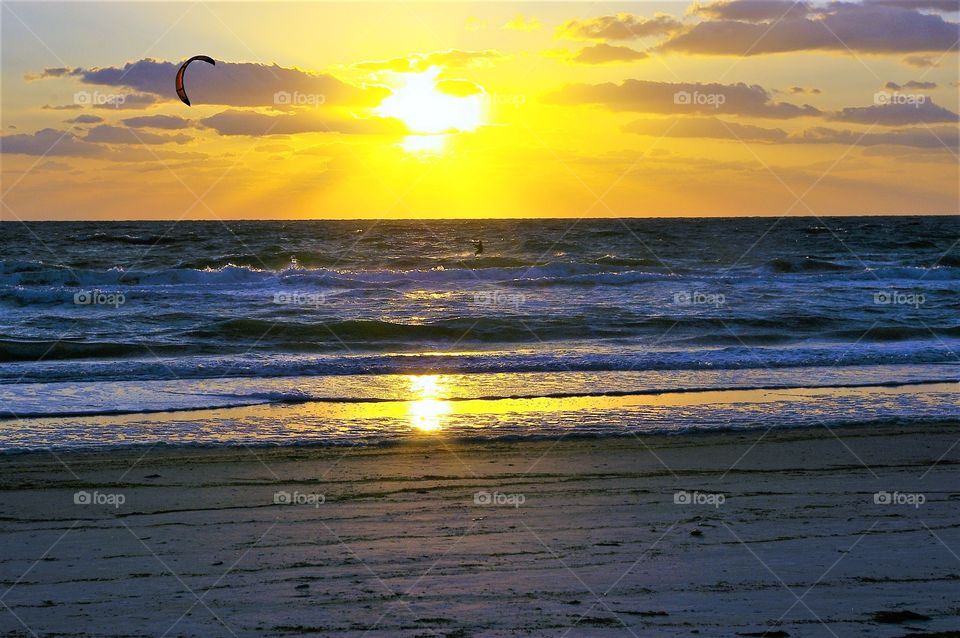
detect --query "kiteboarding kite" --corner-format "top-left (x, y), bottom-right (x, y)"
top-left (175, 55), bottom-right (215, 106)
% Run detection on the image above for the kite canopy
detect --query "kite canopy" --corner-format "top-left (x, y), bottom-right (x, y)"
top-left (175, 55), bottom-right (215, 106)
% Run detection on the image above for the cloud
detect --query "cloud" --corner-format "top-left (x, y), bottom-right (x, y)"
top-left (199, 109), bottom-right (407, 136)
top-left (84, 124), bottom-right (192, 145)
top-left (832, 98), bottom-right (959, 125)
top-left (660, 2), bottom-right (960, 55)
top-left (692, 1), bottom-right (813, 21)
top-left (902, 54), bottom-right (940, 67)
top-left (34, 58), bottom-right (385, 107)
top-left (503, 15), bottom-right (541, 31)
top-left (557, 13), bottom-right (683, 41)
top-left (25, 66), bottom-right (76, 80)
top-left (435, 79), bottom-right (483, 97)
top-left (42, 104), bottom-right (81, 111)
top-left (884, 80), bottom-right (937, 90)
top-left (789, 86), bottom-right (821, 94)
top-left (64, 114), bottom-right (104, 124)
top-left (355, 50), bottom-right (505, 73)
top-left (623, 116), bottom-right (959, 149)
top-left (543, 79), bottom-right (820, 118)
top-left (0, 128), bottom-right (205, 161)
top-left (624, 116), bottom-right (788, 141)
top-left (569, 44), bottom-right (649, 64)
top-left (465, 16), bottom-right (488, 31)
top-left (865, 0), bottom-right (960, 11)
top-left (794, 125), bottom-right (959, 149)
top-left (90, 93), bottom-right (159, 110)
top-left (0, 128), bottom-right (104, 157)
top-left (121, 114), bottom-right (194, 129)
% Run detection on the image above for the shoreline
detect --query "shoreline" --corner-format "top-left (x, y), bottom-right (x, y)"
top-left (1, 423), bottom-right (958, 636)
top-left (2, 379), bottom-right (957, 453)
top-left (4, 375), bottom-right (959, 423)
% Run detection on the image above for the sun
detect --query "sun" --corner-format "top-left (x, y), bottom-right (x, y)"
top-left (375, 67), bottom-right (485, 135)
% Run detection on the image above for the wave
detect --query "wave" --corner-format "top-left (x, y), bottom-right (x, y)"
top-left (2, 343), bottom-right (959, 382)
top-left (76, 232), bottom-right (182, 246)
top-left (2, 254), bottom-right (957, 291)
top-left (767, 257), bottom-right (853, 273)
top-left (0, 339), bottom-right (180, 362)
top-left (0, 261), bottom-right (653, 288)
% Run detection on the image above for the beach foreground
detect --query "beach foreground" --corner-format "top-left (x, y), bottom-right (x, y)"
top-left (1, 424), bottom-right (958, 637)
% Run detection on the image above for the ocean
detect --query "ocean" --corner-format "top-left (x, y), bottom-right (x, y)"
top-left (1, 216), bottom-right (957, 450)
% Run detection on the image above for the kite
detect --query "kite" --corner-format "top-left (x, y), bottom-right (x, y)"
top-left (175, 55), bottom-right (215, 106)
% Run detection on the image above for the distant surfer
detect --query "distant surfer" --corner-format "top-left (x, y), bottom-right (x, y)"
top-left (473, 239), bottom-right (484, 255)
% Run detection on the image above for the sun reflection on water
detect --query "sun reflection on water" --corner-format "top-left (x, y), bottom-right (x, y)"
top-left (408, 375), bottom-right (451, 432)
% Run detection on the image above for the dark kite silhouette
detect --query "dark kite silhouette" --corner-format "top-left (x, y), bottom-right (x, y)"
top-left (175, 55), bottom-right (215, 106)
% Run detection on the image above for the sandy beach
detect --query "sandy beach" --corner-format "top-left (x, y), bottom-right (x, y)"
top-left (1, 423), bottom-right (957, 637)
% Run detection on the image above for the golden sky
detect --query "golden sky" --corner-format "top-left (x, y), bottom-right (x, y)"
top-left (1, 1), bottom-right (958, 219)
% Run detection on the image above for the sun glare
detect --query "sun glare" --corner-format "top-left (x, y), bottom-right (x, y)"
top-left (408, 375), bottom-right (451, 432)
top-left (376, 67), bottom-right (484, 137)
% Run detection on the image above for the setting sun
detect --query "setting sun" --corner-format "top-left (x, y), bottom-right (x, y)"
top-left (375, 67), bottom-right (485, 136)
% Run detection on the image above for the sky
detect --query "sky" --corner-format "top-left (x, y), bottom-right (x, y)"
top-left (1, 0), bottom-right (958, 220)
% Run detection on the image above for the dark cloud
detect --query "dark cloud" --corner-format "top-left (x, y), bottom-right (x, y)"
top-left (121, 115), bottom-right (194, 129)
top-left (623, 116), bottom-right (959, 149)
top-left (24, 67), bottom-right (77, 80)
top-left (693, 1), bottom-right (814, 22)
top-left (571, 44), bottom-right (649, 64)
top-left (789, 86), bottom-right (821, 94)
top-left (832, 98), bottom-right (959, 125)
top-left (64, 114), bottom-right (104, 124)
top-left (543, 79), bottom-right (821, 118)
top-left (35, 59), bottom-right (385, 108)
top-left (661, 2), bottom-right (959, 55)
top-left (624, 116), bottom-right (788, 141)
top-left (84, 124), bottom-right (192, 145)
top-left (884, 80), bottom-right (937, 90)
top-left (794, 125), bottom-right (959, 149)
top-left (199, 109), bottom-right (407, 136)
top-left (355, 50), bottom-right (505, 73)
top-left (556, 14), bottom-right (683, 41)
top-left (0, 128), bottom-right (103, 157)
top-left (865, 0), bottom-right (960, 11)
top-left (0, 128), bottom-right (205, 161)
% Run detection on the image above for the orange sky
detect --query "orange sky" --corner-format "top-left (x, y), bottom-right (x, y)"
top-left (1, 1), bottom-right (958, 219)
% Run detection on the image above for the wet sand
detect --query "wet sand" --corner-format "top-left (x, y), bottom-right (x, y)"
top-left (0, 423), bottom-right (958, 637)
